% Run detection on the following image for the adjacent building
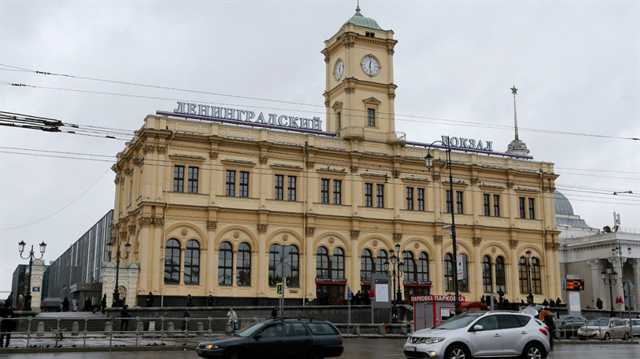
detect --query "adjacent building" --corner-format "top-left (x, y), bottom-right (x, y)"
top-left (106, 7), bottom-right (561, 307)
top-left (557, 194), bottom-right (640, 311)
top-left (43, 210), bottom-right (113, 308)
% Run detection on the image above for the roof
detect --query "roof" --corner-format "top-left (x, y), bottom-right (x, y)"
top-left (346, 7), bottom-right (383, 30)
top-left (554, 191), bottom-right (575, 216)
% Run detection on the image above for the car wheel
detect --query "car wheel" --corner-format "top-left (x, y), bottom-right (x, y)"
top-left (522, 342), bottom-right (546, 359)
top-left (444, 344), bottom-right (470, 359)
top-left (603, 333), bottom-right (610, 341)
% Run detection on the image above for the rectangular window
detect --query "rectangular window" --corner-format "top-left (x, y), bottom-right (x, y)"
top-left (519, 197), bottom-right (526, 219)
top-left (288, 176), bottom-right (297, 201)
top-left (406, 187), bottom-right (414, 210)
top-left (275, 174), bottom-right (284, 200)
top-left (365, 183), bottom-right (373, 208)
top-left (445, 190), bottom-right (453, 213)
top-left (225, 170), bottom-right (236, 197)
top-left (367, 108), bottom-right (376, 127)
top-left (456, 191), bottom-right (464, 214)
top-left (333, 179), bottom-right (342, 205)
top-left (239, 171), bottom-right (250, 198)
top-left (493, 194), bottom-right (501, 217)
top-left (376, 184), bottom-right (385, 208)
top-left (417, 188), bottom-right (425, 211)
top-left (173, 165), bottom-right (185, 192)
top-left (188, 166), bottom-right (199, 193)
top-left (483, 193), bottom-right (491, 216)
top-left (321, 178), bottom-right (330, 204)
top-left (528, 198), bottom-right (536, 219)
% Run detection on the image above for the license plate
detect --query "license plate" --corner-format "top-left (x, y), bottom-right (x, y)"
top-left (406, 345), bottom-right (416, 352)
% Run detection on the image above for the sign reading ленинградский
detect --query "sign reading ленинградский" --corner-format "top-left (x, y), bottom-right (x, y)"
top-left (441, 135), bottom-right (494, 152)
top-left (172, 101), bottom-right (322, 131)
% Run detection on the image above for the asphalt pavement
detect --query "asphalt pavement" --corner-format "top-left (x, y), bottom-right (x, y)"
top-left (0, 340), bottom-right (638, 358)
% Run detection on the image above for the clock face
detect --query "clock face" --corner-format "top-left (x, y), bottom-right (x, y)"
top-left (334, 59), bottom-right (344, 81)
top-left (361, 55), bottom-right (380, 76)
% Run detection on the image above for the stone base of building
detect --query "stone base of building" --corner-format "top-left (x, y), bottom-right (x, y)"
top-left (136, 295), bottom-right (303, 308)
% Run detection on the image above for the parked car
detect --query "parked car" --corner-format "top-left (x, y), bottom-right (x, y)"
top-left (404, 311), bottom-right (551, 359)
top-left (196, 318), bottom-right (343, 359)
top-left (577, 318), bottom-right (630, 340)
top-left (557, 315), bottom-right (586, 338)
top-left (632, 319), bottom-right (640, 337)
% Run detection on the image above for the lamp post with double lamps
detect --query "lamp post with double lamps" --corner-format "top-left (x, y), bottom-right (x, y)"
top-left (109, 237), bottom-right (131, 307)
top-left (526, 250), bottom-right (534, 305)
top-left (424, 140), bottom-right (460, 312)
top-left (18, 240), bottom-right (47, 311)
top-left (601, 267), bottom-right (617, 317)
top-left (611, 241), bottom-right (632, 337)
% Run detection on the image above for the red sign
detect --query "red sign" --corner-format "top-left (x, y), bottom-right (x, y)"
top-left (411, 295), bottom-right (466, 303)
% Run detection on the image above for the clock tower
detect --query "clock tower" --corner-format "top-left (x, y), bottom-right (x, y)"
top-left (322, 5), bottom-right (398, 143)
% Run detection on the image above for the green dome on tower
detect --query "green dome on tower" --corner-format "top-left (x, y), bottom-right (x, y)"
top-left (346, 5), bottom-right (383, 30)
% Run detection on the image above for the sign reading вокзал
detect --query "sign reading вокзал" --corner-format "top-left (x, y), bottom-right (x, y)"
top-left (173, 101), bottom-right (322, 131)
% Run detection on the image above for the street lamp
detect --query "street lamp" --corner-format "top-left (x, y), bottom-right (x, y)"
top-left (424, 140), bottom-right (460, 311)
top-left (526, 250), bottom-right (534, 305)
top-left (109, 238), bottom-right (132, 307)
top-left (18, 240), bottom-right (47, 311)
top-left (611, 242), bottom-right (632, 335)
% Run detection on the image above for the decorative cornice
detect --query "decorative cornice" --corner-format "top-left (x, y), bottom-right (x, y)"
top-left (152, 217), bottom-right (164, 225)
top-left (221, 159), bottom-right (256, 167)
top-left (168, 154), bottom-right (206, 162)
top-left (128, 224), bottom-right (136, 234)
top-left (132, 156), bottom-right (144, 167)
top-left (270, 163), bottom-right (303, 171)
top-left (316, 166), bottom-right (347, 175)
top-left (362, 96), bottom-right (381, 105)
top-left (124, 168), bottom-right (134, 176)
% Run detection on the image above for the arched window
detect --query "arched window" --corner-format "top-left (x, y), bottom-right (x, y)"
top-left (403, 251), bottom-right (416, 283)
top-left (269, 244), bottom-right (282, 287)
top-left (459, 253), bottom-right (469, 292)
top-left (531, 257), bottom-right (542, 294)
top-left (236, 243), bottom-right (251, 287)
top-left (519, 256), bottom-right (529, 294)
top-left (377, 249), bottom-right (388, 273)
top-left (164, 239), bottom-right (181, 284)
top-left (417, 252), bottom-right (429, 283)
top-left (269, 244), bottom-right (299, 288)
top-left (285, 245), bottom-right (300, 288)
top-left (184, 239), bottom-right (200, 285)
top-left (482, 255), bottom-right (492, 293)
top-left (218, 241), bottom-right (233, 286)
top-left (316, 246), bottom-right (330, 280)
top-left (360, 249), bottom-right (374, 283)
top-left (332, 248), bottom-right (345, 280)
top-left (444, 253), bottom-right (454, 292)
top-left (495, 256), bottom-right (506, 293)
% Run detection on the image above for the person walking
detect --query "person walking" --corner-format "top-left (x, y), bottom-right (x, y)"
top-left (119, 305), bottom-right (131, 332)
top-left (271, 306), bottom-right (278, 319)
top-left (100, 295), bottom-right (107, 314)
top-left (0, 303), bottom-right (16, 348)
top-left (145, 292), bottom-right (154, 307)
top-left (539, 307), bottom-right (556, 350)
top-left (226, 308), bottom-right (238, 333)
top-left (62, 297), bottom-right (70, 312)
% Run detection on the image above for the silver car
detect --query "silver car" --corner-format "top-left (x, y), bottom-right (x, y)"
top-left (404, 311), bottom-right (551, 359)
top-left (632, 319), bottom-right (640, 337)
top-left (577, 318), bottom-right (630, 340)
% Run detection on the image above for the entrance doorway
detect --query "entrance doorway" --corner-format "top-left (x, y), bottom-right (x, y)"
top-left (316, 280), bottom-right (346, 305)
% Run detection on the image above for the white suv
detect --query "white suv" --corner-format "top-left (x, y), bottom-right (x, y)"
top-left (404, 311), bottom-right (551, 359)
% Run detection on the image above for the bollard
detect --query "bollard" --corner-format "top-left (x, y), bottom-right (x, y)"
top-left (104, 321), bottom-right (113, 332)
top-left (72, 321), bottom-right (80, 336)
top-left (148, 320), bottom-right (156, 332)
top-left (37, 321), bottom-right (45, 337)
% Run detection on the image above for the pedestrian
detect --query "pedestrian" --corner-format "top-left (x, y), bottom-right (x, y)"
top-left (539, 307), bottom-right (556, 350)
top-left (182, 310), bottom-right (191, 331)
top-left (84, 297), bottom-right (92, 312)
top-left (186, 294), bottom-right (193, 307)
top-left (226, 308), bottom-right (238, 333)
top-left (100, 294), bottom-right (107, 314)
top-left (145, 292), bottom-right (154, 307)
top-left (271, 306), bottom-right (278, 319)
top-left (207, 295), bottom-right (214, 307)
top-left (120, 305), bottom-right (131, 332)
top-left (62, 297), bottom-right (70, 312)
top-left (0, 302), bottom-right (16, 348)
top-left (596, 298), bottom-right (603, 310)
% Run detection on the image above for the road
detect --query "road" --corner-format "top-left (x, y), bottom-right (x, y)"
top-left (2, 340), bottom-right (639, 358)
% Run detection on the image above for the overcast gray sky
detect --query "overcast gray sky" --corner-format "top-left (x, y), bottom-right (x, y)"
top-left (0, 0), bottom-right (638, 292)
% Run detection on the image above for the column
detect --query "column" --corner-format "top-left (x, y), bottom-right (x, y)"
top-left (588, 260), bottom-right (603, 308)
top-left (611, 257), bottom-right (625, 311)
top-left (29, 259), bottom-right (45, 312)
top-left (633, 260), bottom-right (640, 311)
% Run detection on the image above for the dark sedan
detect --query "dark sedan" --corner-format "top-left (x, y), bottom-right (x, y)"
top-left (196, 318), bottom-right (343, 359)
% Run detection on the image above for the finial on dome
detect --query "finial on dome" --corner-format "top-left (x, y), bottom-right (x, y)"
top-left (356, 0), bottom-right (361, 15)
top-left (506, 84), bottom-right (531, 157)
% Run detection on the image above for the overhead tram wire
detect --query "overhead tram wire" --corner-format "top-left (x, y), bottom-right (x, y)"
top-left (1, 63), bottom-right (639, 141)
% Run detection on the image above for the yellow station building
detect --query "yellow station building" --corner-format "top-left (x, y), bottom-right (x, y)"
top-left (105, 7), bottom-right (561, 307)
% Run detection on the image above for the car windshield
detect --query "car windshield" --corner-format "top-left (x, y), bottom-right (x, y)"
top-left (236, 322), bottom-right (264, 337)
top-left (563, 316), bottom-right (584, 322)
top-left (434, 313), bottom-right (484, 330)
top-left (587, 319), bottom-right (608, 326)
